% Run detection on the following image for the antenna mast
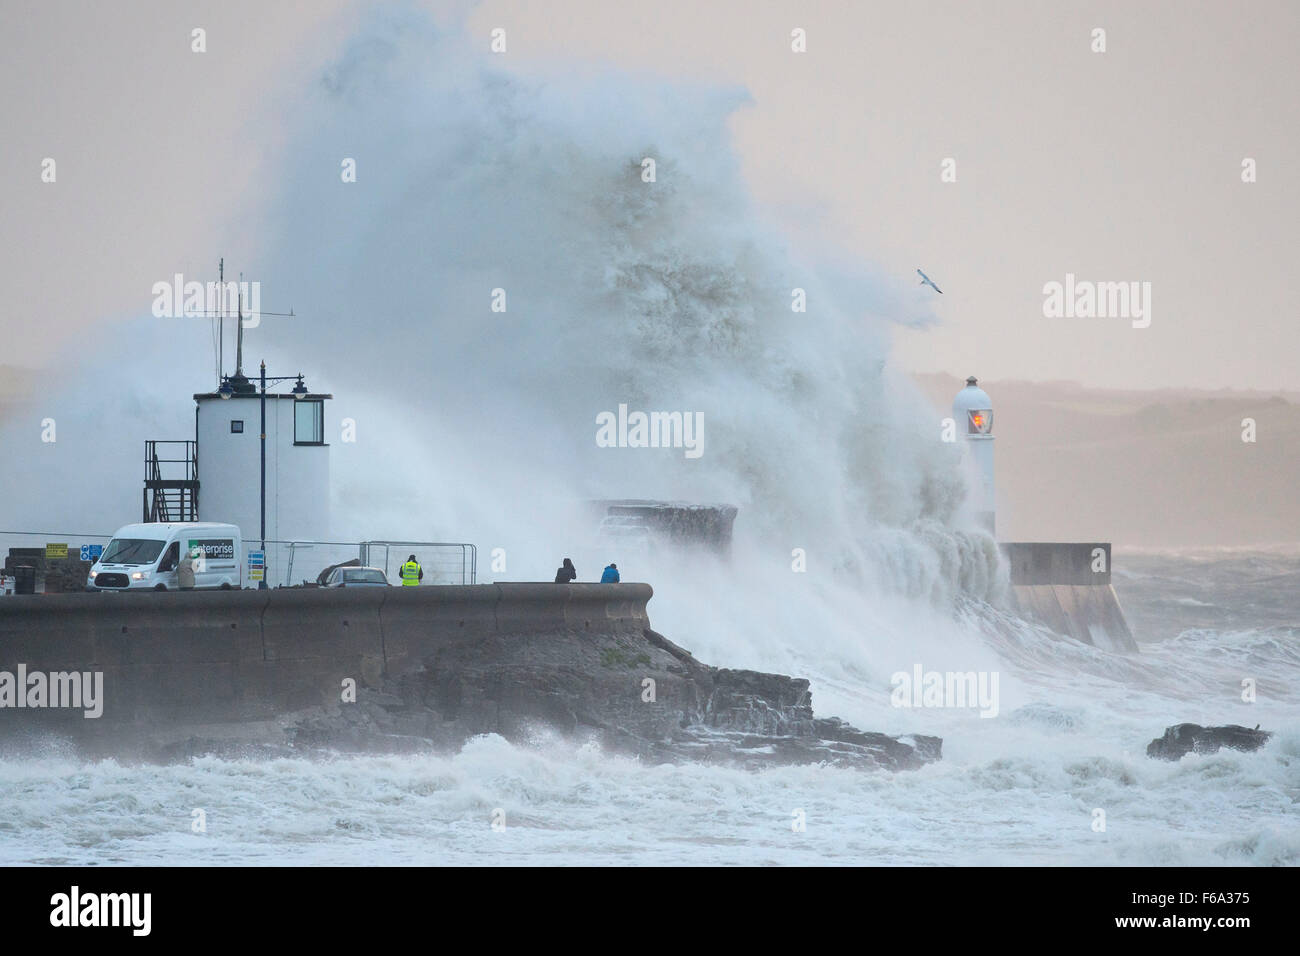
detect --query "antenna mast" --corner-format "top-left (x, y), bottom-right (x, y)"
top-left (236, 277), bottom-right (245, 377)
top-left (218, 257), bottom-right (225, 385)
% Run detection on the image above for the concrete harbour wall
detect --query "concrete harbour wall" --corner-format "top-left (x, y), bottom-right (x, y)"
top-left (1000, 542), bottom-right (1138, 652)
top-left (0, 584), bottom-right (652, 744)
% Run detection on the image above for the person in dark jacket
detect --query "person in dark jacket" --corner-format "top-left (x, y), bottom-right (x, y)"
top-left (554, 558), bottom-right (577, 583)
top-left (600, 563), bottom-right (620, 583)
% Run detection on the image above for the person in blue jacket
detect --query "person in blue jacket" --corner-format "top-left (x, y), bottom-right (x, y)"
top-left (600, 563), bottom-right (620, 583)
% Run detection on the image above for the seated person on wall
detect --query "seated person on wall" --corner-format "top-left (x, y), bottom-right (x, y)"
top-left (600, 563), bottom-right (620, 583)
top-left (554, 558), bottom-right (577, 583)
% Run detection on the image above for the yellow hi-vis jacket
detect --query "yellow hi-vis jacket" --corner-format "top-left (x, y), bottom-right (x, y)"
top-left (400, 560), bottom-right (422, 586)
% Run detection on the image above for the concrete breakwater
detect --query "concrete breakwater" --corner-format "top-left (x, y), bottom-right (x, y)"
top-left (0, 584), bottom-right (939, 769)
top-left (1000, 543), bottom-right (1139, 653)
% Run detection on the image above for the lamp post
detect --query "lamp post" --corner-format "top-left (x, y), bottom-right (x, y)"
top-left (218, 364), bottom-right (308, 589)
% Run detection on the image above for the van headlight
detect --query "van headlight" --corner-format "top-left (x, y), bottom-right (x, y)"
top-left (131, 570), bottom-right (151, 580)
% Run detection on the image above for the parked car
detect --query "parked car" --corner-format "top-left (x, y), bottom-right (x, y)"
top-left (322, 566), bottom-right (391, 588)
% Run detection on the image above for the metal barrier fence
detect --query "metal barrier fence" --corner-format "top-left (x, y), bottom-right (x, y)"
top-left (253, 540), bottom-right (368, 588)
top-left (0, 531), bottom-right (476, 590)
top-left (359, 541), bottom-right (477, 586)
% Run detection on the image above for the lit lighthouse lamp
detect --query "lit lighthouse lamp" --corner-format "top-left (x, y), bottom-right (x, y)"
top-left (953, 375), bottom-right (995, 533)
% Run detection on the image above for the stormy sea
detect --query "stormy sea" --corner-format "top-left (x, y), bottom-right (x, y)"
top-left (0, 547), bottom-right (1295, 866)
top-left (0, 10), bottom-right (1295, 867)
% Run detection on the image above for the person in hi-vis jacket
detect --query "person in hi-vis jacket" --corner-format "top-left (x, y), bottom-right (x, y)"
top-left (400, 555), bottom-right (424, 587)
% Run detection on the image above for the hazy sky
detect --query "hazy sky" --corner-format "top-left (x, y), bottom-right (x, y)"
top-left (3, 0), bottom-right (1296, 390)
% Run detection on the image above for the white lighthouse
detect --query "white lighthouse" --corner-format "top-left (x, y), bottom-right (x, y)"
top-left (953, 375), bottom-right (995, 533)
top-left (948, 373), bottom-right (1138, 652)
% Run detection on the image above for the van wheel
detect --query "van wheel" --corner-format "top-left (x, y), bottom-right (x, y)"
top-left (220, 583), bottom-right (232, 591)
top-left (154, 584), bottom-right (167, 591)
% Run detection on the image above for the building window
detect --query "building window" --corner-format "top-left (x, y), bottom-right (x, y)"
top-left (230, 420), bottom-right (244, 434)
top-left (294, 399), bottom-right (324, 445)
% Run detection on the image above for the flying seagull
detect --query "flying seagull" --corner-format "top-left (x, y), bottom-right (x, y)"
top-left (917, 269), bottom-right (943, 294)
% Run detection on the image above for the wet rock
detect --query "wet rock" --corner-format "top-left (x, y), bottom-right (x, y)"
top-left (1146, 723), bottom-right (1272, 760)
top-left (293, 627), bottom-right (941, 772)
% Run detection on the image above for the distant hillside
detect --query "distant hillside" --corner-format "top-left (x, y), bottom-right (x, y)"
top-left (913, 374), bottom-right (1300, 548)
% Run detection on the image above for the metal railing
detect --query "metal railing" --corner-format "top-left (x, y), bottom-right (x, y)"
top-left (143, 440), bottom-right (199, 522)
top-left (0, 532), bottom-right (478, 590)
top-left (251, 540), bottom-right (370, 588)
top-left (254, 541), bottom-right (477, 587)
top-left (359, 541), bottom-right (477, 585)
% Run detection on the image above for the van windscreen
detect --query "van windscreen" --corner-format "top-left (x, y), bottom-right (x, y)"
top-left (102, 538), bottom-right (166, 566)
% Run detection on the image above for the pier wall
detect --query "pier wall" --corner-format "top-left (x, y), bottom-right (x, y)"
top-left (0, 584), bottom-right (652, 744)
top-left (1000, 542), bottom-right (1138, 652)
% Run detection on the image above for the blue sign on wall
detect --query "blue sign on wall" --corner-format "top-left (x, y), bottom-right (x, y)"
top-left (80, 544), bottom-right (104, 562)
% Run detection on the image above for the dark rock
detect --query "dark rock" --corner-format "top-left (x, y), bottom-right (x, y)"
top-left (1146, 723), bottom-right (1272, 760)
top-left (289, 626), bottom-right (941, 772)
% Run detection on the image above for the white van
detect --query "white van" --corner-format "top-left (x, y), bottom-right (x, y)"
top-left (87, 522), bottom-right (243, 591)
